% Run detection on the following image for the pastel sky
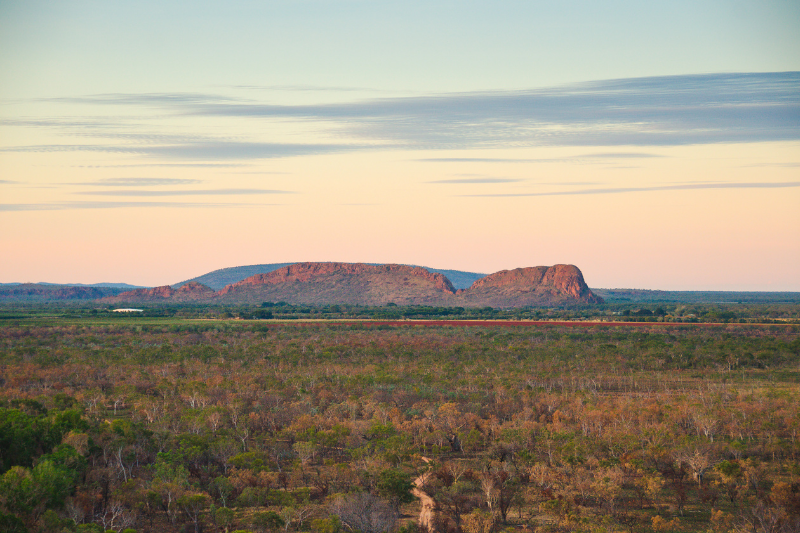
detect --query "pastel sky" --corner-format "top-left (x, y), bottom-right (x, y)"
top-left (1, 0), bottom-right (799, 290)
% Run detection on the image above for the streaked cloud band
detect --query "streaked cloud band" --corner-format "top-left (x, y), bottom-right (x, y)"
top-left (460, 181), bottom-right (800, 197)
top-left (0, 201), bottom-right (275, 212)
top-left (75, 188), bottom-right (294, 197)
top-left (3, 72), bottom-right (798, 160)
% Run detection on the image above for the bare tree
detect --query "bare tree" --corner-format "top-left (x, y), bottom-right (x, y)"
top-left (97, 500), bottom-right (134, 532)
top-left (675, 447), bottom-right (716, 488)
top-left (331, 492), bottom-right (398, 533)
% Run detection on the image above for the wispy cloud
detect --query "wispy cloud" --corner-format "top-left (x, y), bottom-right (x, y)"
top-left (0, 180), bottom-right (18, 184)
top-left (1, 142), bottom-right (363, 160)
top-left (461, 181), bottom-right (800, 197)
top-left (46, 92), bottom-right (246, 106)
top-left (75, 188), bottom-right (294, 196)
top-left (178, 72), bottom-right (800, 148)
top-left (75, 177), bottom-right (204, 187)
top-left (0, 201), bottom-right (274, 212)
top-left (535, 181), bottom-right (602, 186)
top-left (230, 84), bottom-right (405, 94)
top-left (6, 72), bottom-right (799, 162)
top-left (428, 177), bottom-right (522, 184)
top-left (416, 153), bottom-right (663, 163)
top-left (418, 158), bottom-right (548, 163)
top-left (74, 163), bottom-right (250, 168)
top-left (0, 117), bottom-right (129, 129)
top-left (579, 152), bottom-right (664, 159)
top-left (231, 171), bottom-right (292, 175)
top-left (742, 162), bottom-right (800, 168)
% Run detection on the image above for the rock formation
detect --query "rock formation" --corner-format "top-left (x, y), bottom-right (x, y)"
top-left (95, 262), bottom-right (604, 307)
top-left (216, 262), bottom-right (457, 306)
top-left (102, 281), bottom-right (214, 303)
top-left (458, 265), bottom-right (603, 306)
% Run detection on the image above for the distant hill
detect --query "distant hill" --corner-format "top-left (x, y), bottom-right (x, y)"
top-left (174, 262), bottom-right (486, 290)
top-left (0, 282), bottom-right (143, 289)
top-left (10, 266), bottom-right (798, 306)
top-left (458, 265), bottom-right (603, 306)
top-left (105, 262), bottom-right (602, 307)
top-left (173, 263), bottom-right (296, 290)
top-left (212, 263), bottom-right (457, 306)
top-left (424, 268), bottom-right (486, 290)
top-left (0, 283), bottom-right (130, 301)
top-left (100, 282), bottom-right (216, 303)
top-left (593, 289), bottom-right (800, 304)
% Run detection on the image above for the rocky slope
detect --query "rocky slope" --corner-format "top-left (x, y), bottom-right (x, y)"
top-left (106, 262), bottom-right (602, 307)
top-left (458, 265), bottom-right (603, 306)
top-left (174, 262), bottom-right (485, 290)
top-left (173, 263), bottom-right (296, 290)
top-left (216, 263), bottom-right (458, 306)
top-left (102, 281), bottom-right (215, 304)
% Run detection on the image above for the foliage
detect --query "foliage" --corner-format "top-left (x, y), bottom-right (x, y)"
top-left (0, 315), bottom-right (797, 532)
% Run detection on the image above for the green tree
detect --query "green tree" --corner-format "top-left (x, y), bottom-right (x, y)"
top-left (178, 493), bottom-right (210, 533)
top-left (0, 512), bottom-right (27, 533)
top-left (377, 469), bottom-right (416, 509)
top-left (215, 506), bottom-right (235, 532)
top-left (251, 510), bottom-right (285, 533)
top-left (211, 475), bottom-right (235, 507)
top-left (311, 516), bottom-right (342, 533)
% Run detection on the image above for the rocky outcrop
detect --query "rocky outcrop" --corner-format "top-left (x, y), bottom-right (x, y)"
top-left (460, 265), bottom-right (603, 306)
top-left (102, 281), bottom-right (214, 303)
top-left (217, 263), bottom-right (457, 306)
top-left (95, 262), bottom-right (602, 307)
top-left (221, 263), bottom-right (455, 293)
top-left (176, 281), bottom-right (216, 296)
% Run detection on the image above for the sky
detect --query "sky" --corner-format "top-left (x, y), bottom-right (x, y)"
top-left (1, 0), bottom-right (799, 290)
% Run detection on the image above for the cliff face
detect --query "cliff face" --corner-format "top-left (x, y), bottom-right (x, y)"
top-left (102, 285), bottom-right (176, 303)
top-left (462, 265), bottom-right (603, 305)
top-left (217, 262), bottom-right (457, 306)
top-left (103, 281), bottom-right (214, 303)
top-left (221, 263), bottom-right (455, 292)
top-left (97, 262), bottom-right (602, 307)
top-left (176, 281), bottom-right (216, 297)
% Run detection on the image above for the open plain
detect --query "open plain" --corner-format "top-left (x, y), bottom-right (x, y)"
top-left (1, 308), bottom-right (798, 533)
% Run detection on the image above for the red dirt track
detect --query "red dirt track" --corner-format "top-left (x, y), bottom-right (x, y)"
top-left (271, 319), bottom-right (785, 328)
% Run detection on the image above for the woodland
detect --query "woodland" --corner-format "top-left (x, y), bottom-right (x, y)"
top-left (0, 309), bottom-right (798, 533)
top-left (2, 299), bottom-right (799, 323)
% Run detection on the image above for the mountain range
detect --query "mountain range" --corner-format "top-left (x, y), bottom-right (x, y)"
top-left (102, 262), bottom-right (603, 307)
top-left (174, 262), bottom-right (486, 291)
top-left (0, 284), bottom-right (132, 302)
top-left (6, 262), bottom-right (798, 306)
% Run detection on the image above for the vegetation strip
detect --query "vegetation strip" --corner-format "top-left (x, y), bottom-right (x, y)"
top-left (0, 313), bottom-right (797, 533)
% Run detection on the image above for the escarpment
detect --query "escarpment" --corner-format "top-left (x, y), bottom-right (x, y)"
top-left (101, 262), bottom-right (601, 307)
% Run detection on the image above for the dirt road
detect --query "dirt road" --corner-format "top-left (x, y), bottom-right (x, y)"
top-left (412, 457), bottom-right (435, 532)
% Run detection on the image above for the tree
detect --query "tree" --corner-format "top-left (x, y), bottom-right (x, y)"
top-left (0, 449), bottom-right (81, 528)
top-left (376, 469), bottom-right (416, 510)
top-left (461, 509), bottom-right (495, 533)
top-left (178, 493), bottom-right (210, 533)
top-left (431, 479), bottom-right (481, 531)
top-left (214, 506), bottom-right (235, 532)
top-left (251, 510), bottom-right (285, 533)
top-left (0, 512), bottom-right (26, 533)
top-left (0, 467), bottom-right (38, 522)
top-left (311, 515), bottom-right (342, 533)
top-left (331, 492), bottom-right (398, 533)
top-left (211, 475), bottom-right (235, 507)
top-left (715, 460), bottom-right (743, 506)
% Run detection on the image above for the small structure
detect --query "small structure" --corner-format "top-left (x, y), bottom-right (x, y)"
top-left (112, 308), bottom-right (144, 313)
